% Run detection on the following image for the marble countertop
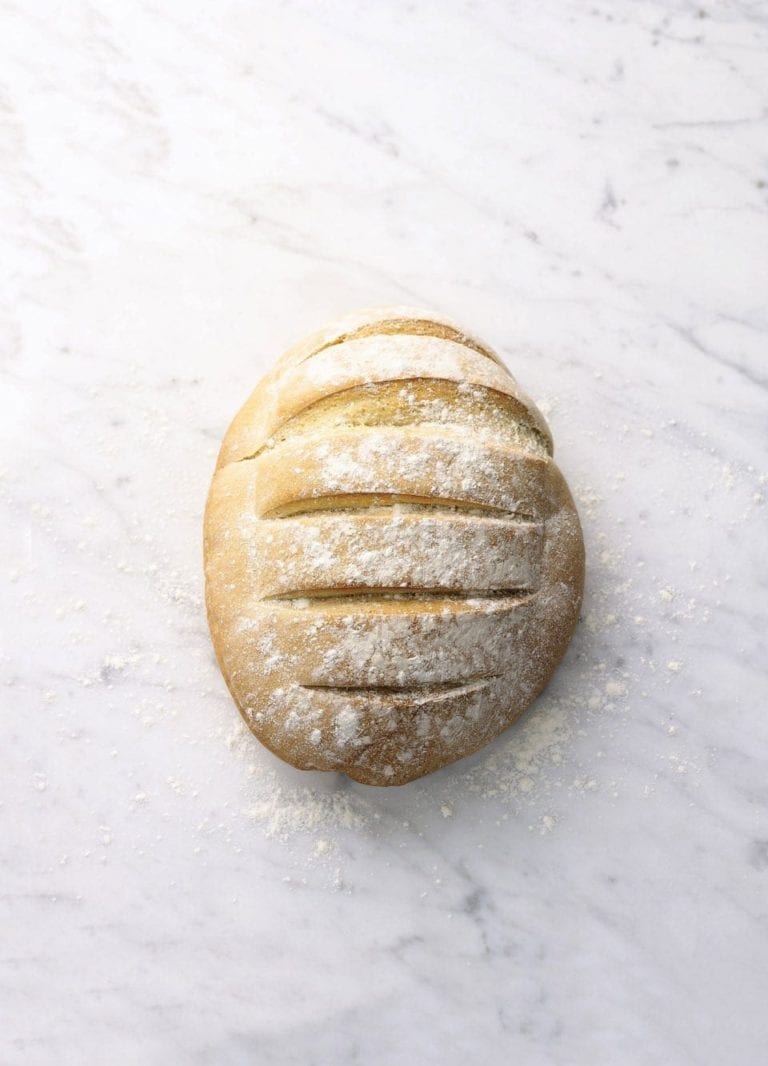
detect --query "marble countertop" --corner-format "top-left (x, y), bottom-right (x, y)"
top-left (3, 2), bottom-right (767, 1063)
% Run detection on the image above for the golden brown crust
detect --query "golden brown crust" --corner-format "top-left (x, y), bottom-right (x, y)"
top-left (204, 308), bottom-right (584, 785)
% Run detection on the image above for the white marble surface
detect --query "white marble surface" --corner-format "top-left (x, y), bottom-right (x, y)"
top-left (3, 2), bottom-right (768, 1063)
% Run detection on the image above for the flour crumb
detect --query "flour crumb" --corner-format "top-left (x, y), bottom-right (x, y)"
top-left (604, 680), bottom-right (626, 697)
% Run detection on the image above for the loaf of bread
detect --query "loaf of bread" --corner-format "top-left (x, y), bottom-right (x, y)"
top-left (204, 308), bottom-right (584, 785)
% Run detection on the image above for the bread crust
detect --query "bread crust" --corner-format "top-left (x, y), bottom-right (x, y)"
top-left (205, 308), bottom-right (584, 785)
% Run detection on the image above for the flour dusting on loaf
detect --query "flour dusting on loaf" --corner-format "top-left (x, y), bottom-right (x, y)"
top-left (205, 308), bottom-right (584, 785)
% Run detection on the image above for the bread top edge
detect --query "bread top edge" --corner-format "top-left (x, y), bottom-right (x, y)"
top-left (272, 306), bottom-right (503, 374)
top-left (214, 309), bottom-right (553, 471)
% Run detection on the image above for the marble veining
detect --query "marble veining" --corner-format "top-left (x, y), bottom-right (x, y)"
top-left (2, 2), bottom-right (767, 1064)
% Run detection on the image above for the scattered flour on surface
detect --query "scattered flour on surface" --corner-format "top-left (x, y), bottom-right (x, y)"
top-left (226, 722), bottom-right (369, 840)
top-left (244, 776), bottom-right (368, 840)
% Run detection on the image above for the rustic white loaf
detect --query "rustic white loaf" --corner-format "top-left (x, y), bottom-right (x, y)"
top-left (204, 308), bottom-right (584, 785)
